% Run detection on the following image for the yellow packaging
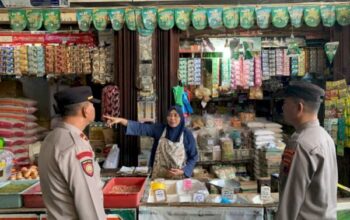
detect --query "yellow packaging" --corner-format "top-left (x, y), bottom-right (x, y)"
top-left (151, 181), bottom-right (167, 202)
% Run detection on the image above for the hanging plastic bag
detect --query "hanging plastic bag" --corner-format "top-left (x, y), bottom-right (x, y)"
top-left (243, 41), bottom-right (253, 60)
top-left (0, 149), bottom-right (15, 182)
top-left (103, 144), bottom-right (120, 169)
top-left (182, 91), bottom-right (193, 115)
top-left (173, 85), bottom-right (184, 106)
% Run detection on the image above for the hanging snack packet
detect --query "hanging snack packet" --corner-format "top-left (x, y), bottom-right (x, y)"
top-left (77, 9), bottom-right (93, 32)
top-left (324, 42), bottom-right (339, 64)
top-left (287, 41), bottom-right (301, 57)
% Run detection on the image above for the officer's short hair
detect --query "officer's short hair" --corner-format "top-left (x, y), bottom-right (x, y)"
top-left (291, 97), bottom-right (321, 114)
top-left (61, 102), bottom-right (88, 117)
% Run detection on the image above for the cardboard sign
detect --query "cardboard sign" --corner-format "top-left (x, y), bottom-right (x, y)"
top-left (193, 192), bottom-right (205, 203)
top-left (154, 189), bottom-right (166, 202)
top-left (260, 186), bottom-right (271, 201)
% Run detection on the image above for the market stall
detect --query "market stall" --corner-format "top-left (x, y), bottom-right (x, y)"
top-left (0, 0), bottom-right (350, 219)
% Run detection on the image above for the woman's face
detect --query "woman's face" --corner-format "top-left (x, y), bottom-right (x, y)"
top-left (167, 110), bottom-right (181, 128)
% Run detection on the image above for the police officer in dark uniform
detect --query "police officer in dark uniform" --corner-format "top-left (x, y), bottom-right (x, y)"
top-left (39, 86), bottom-right (106, 220)
top-left (276, 81), bottom-right (337, 220)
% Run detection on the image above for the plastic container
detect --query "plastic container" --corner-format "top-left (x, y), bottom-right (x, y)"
top-left (0, 149), bottom-right (14, 182)
top-left (103, 177), bottom-right (146, 208)
top-left (146, 180), bottom-right (177, 203)
top-left (176, 179), bottom-right (209, 196)
top-left (151, 180), bottom-right (167, 202)
top-left (0, 180), bottom-right (37, 208)
top-left (21, 182), bottom-right (45, 208)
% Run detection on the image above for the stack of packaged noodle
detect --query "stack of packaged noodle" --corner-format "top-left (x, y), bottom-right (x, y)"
top-left (0, 98), bottom-right (47, 166)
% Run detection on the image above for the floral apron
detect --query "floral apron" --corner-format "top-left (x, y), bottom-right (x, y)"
top-left (151, 129), bottom-right (186, 179)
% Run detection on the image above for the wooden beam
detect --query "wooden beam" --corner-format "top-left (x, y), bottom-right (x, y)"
top-left (179, 26), bottom-right (331, 40)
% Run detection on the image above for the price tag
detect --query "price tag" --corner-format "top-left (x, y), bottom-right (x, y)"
top-left (183, 178), bottom-right (192, 191)
top-left (154, 189), bottom-right (166, 202)
top-left (193, 192), bottom-right (205, 203)
top-left (260, 186), bottom-right (271, 201)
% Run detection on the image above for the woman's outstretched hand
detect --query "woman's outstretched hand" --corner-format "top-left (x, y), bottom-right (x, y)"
top-left (103, 115), bottom-right (128, 128)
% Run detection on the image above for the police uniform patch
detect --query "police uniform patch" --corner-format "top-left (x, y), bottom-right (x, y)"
top-left (81, 159), bottom-right (94, 177)
top-left (76, 151), bottom-right (93, 160)
top-left (282, 148), bottom-right (295, 174)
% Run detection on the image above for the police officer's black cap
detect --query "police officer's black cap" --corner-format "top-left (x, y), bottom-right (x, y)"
top-left (277, 81), bottom-right (325, 102)
top-left (54, 86), bottom-right (100, 107)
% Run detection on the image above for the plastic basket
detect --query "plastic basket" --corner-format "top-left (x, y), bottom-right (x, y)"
top-left (103, 177), bottom-right (146, 208)
top-left (0, 180), bottom-right (37, 208)
top-left (22, 182), bottom-right (45, 208)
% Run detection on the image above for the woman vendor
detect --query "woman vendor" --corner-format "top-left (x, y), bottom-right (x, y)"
top-left (104, 105), bottom-right (198, 179)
